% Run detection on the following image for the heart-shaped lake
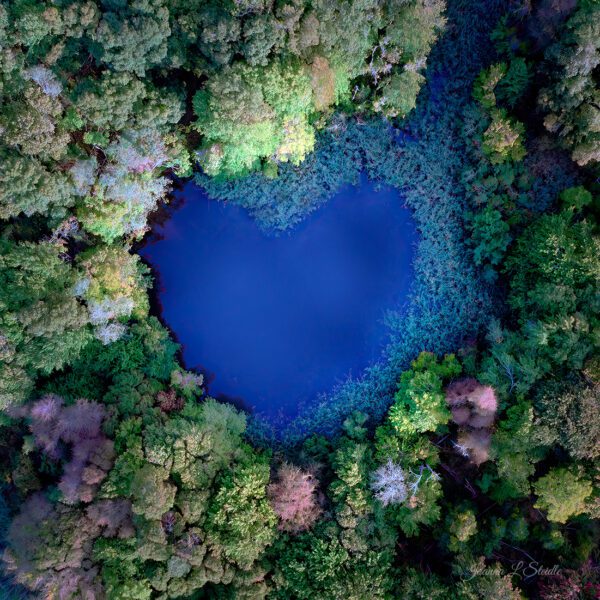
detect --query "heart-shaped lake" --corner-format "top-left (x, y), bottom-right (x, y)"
top-left (140, 178), bottom-right (416, 419)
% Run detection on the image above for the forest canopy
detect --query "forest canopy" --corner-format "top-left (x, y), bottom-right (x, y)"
top-left (0, 0), bottom-right (599, 599)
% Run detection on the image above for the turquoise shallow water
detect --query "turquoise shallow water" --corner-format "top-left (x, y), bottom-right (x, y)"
top-left (141, 178), bottom-right (416, 419)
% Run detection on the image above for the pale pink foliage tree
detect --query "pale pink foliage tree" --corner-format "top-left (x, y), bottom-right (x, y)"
top-left (21, 395), bottom-right (115, 503)
top-left (268, 463), bottom-right (321, 533)
top-left (446, 378), bottom-right (498, 465)
top-left (27, 393), bottom-right (63, 457)
top-left (3, 494), bottom-right (133, 599)
top-left (457, 429), bottom-right (493, 466)
top-left (59, 437), bottom-right (115, 504)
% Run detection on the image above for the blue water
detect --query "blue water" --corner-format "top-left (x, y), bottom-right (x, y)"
top-left (140, 179), bottom-right (416, 419)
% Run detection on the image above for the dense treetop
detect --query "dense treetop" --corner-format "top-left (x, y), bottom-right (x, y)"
top-left (0, 0), bottom-right (599, 598)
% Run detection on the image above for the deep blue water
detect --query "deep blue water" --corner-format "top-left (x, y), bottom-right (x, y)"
top-left (140, 178), bottom-right (416, 419)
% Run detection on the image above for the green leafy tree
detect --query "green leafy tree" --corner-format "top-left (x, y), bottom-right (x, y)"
top-left (312, 0), bottom-right (382, 82)
top-left (495, 57), bottom-right (530, 108)
top-left (0, 83), bottom-right (69, 160)
top-left (76, 168), bottom-right (170, 242)
top-left (271, 530), bottom-right (395, 600)
top-left (92, 398), bottom-right (276, 597)
top-left (445, 504), bottom-right (478, 552)
top-left (91, 0), bottom-right (171, 76)
top-left (484, 400), bottom-right (545, 501)
top-left (535, 378), bottom-right (600, 461)
top-left (538, 2), bottom-right (600, 166)
top-left (482, 109), bottom-right (526, 164)
top-left (375, 69), bottom-right (425, 118)
top-left (75, 245), bottom-right (150, 343)
top-left (194, 59), bottom-right (315, 177)
top-left (469, 205), bottom-right (512, 268)
top-left (73, 72), bottom-right (183, 132)
top-left (506, 208), bottom-right (599, 322)
top-left (142, 399), bottom-right (247, 489)
top-left (559, 185), bottom-right (594, 213)
top-left (206, 453), bottom-right (276, 570)
top-left (130, 463), bottom-right (176, 520)
top-left (395, 567), bottom-right (451, 599)
top-left (533, 467), bottom-right (593, 524)
top-left (473, 63), bottom-right (507, 109)
top-left (0, 152), bottom-right (74, 220)
top-left (455, 557), bottom-right (522, 600)
top-left (385, 0), bottom-right (446, 62)
top-left (74, 71), bottom-right (148, 131)
top-left (481, 202), bottom-right (599, 396)
top-left (0, 240), bottom-right (91, 404)
top-left (388, 352), bottom-right (461, 435)
top-left (241, 12), bottom-right (285, 67)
